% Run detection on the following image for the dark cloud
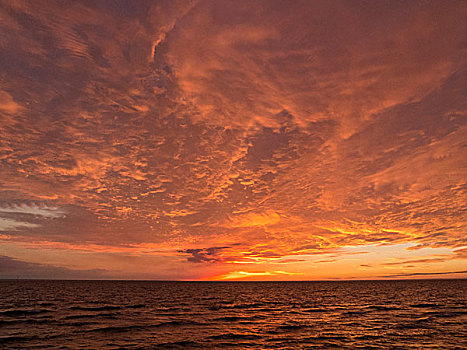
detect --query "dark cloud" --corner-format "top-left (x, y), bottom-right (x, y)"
top-left (179, 246), bottom-right (230, 263)
top-left (0, 255), bottom-right (109, 279)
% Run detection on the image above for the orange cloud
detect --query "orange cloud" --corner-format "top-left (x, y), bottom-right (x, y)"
top-left (226, 211), bottom-right (281, 228)
top-left (0, 0), bottom-right (465, 280)
top-left (0, 91), bottom-right (24, 114)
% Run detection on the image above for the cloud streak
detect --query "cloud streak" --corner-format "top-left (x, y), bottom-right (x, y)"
top-left (381, 270), bottom-right (467, 278)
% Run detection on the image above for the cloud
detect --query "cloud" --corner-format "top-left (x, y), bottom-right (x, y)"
top-left (381, 270), bottom-right (467, 278)
top-left (0, 0), bottom-right (465, 279)
top-left (381, 247), bottom-right (467, 266)
top-left (163, 0), bottom-right (465, 133)
top-left (0, 203), bottom-right (66, 218)
top-left (226, 211), bottom-right (281, 228)
top-left (274, 259), bottom-right (307, 264)
top-left (0, 255), bottom-right (109, 279)
top-left (0, 91), bottom-right (24, 114)
top-left (178, 246), bottom-right (231, 263)
top-left (0, 202), bottom-right (66, 231)
top-left (0, 217), bottom-right (39, 231)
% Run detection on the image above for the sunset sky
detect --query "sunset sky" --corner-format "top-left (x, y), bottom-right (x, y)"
top-left (0, 0), bottom-right (466, 280)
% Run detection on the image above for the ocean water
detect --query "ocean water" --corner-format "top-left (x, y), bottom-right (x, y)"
top-left (0, 280), bottom-right (465, 349)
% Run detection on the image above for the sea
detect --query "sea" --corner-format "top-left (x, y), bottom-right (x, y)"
top-left (0, 279), bottom-right (465, 349)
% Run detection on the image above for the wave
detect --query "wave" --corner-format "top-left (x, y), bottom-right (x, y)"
top-left (38, 302), bottom-right (55, 307)
top-left (87, 325), bottom-right (147, 333)
top-left (0, 309), bottom-right (50, 317)
top-left (342, 310), bottom-right (369, 315)
top-left (264, 336), bottom-right (298, 342)
top-left (307, 334), bottom-right (348, 341)
top-left (213, 314), bottom-right (267, 322)
top-left (354, 334), bottom-right (380, 340)
top-left (66, 321), bottom-right (99, 327)
top-left (208, 302), bottom-right (265, 311)
top-left (410, 303), bottom-right (439, 308)
top-left (63, 314), bottom-right (97, 320)
top-left (365, 305), bottom-right (401, 311)
top-left (0, 318), bottom-right (51, 326)
top-left (157, 340), bottom-right (203, 348)
top-left (154, 320), bottom-right (204, 328)
top-left (213, 316), bottom-right (245, 322)
top-left (69, 305), bottom-right (122, 311)
top-left (208, 333), bottom-right (263, 340)
top-left (276, 324), bottom-right (305, 331)
top-left (0, 335), bottom-right (37, 344)
top-left (302, 307), bottom-right (328, 313)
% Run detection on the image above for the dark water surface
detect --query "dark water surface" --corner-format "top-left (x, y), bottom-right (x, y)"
top-left (0, 280), bottom-right (465, 349)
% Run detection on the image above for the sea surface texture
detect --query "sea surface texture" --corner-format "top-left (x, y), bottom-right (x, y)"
top-left (0, 280), bottom-right (465, 349)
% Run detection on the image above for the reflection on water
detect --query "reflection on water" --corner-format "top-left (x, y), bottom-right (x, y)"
top-left (0, 280), bottom-right (465, 349)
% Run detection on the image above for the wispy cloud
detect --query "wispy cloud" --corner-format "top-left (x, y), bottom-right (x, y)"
top-left (0, 203), bottom-right (66, 218)
top-left (0, 217), bottom-right (39, 231)
top-left (381, 270), bottom-right (467, 278)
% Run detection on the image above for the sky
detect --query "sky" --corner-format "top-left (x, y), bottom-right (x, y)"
top-left (0, 0), bottom-right (466, 280)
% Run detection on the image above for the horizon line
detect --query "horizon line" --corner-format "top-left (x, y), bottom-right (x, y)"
top-left (1, 277), bottom-right (466, 282)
